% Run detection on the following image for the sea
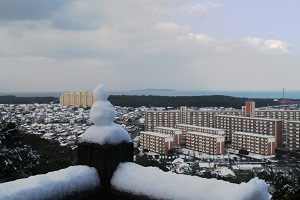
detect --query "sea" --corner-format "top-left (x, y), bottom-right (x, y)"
top-left (1, 90), bottom-right (300, 99)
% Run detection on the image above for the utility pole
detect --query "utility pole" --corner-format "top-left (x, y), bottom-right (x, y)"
top-left (282, 88), bottom-right (285, 106)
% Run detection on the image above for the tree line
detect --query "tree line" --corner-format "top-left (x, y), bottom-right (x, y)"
top-left (0, 94), bottom-right (280, 109)
top-left (0, 95), bottom-right (58, 104)
top-left (108, 95), bottom-right (280, 109)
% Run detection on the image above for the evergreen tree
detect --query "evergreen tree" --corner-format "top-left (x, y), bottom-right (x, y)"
top-left (0, 121), bottom-right (75, 183)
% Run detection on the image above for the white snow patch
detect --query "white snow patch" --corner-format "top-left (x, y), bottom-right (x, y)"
top-left (0, 165), bottom-right (100, 200)
top-left (215, 168), bottom-right (236, 177)
top-left (83, 124), bottom-right (131, 145)
top-left (82, 83), bottom-right (131, 145)
top-left (90, 101), bottom-right (116, 126)
top-left (111, 162), bottom-right (269, 200)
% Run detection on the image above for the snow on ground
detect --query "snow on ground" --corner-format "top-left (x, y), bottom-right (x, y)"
top-left (111, 162), bottom-right (269, 200)
top-left (181, 147), bottom-right (275, 161)
top-left (215, 168), bottom-right (236, 177)
top-left (81, 84), bottom-right (131, 145)
top-left (228, 149), bottom-right (275, 160)
top-left (0, 166), bottom-right (100, 200)
top-left (232, 164), bottom-right (263, 170)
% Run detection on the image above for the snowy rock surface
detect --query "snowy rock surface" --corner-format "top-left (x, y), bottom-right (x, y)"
top-left (111, 162), bottom-right (269, 200)
top-left (81, 84), bottom-right (131, 145)
top-left (0, 166), bottom-right (100, 200)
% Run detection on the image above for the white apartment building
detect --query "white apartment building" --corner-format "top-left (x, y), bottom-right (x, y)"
top-left (286, 120), bottom-right (300, 151)
top-left (185, 132), bottom-right (225, 155)
top-left (242, 101), bottom-right (255, 117)
top-left (145, 103), bottom-right (300, 152)
top-left (145, 110), bottom-right (181, 131)
top-left (60, 92), bottom-right (95, 106)
top-left (145, 106), bottom-right (242, 131)
top-left (139, 131), bottom-right (174, 155)
top-left (215, 115), bottom-right (283, 148)
top-left (175, 124), bottom-right (225, 136)
top-left (154, 127), bottom-right (182, 146)
top-left (232, 132), bottom-right (276, 156)
top-left (145, 105), bottom-right (300, 132)
top-left (255, 110), bottom-right (300, 121)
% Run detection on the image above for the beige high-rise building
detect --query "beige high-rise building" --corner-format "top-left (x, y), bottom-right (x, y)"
top-left (60, 92), bottom-right (96, 106)
top-left (185, 131), bottom-right (225, 155)
top-left (145, 106), bottom-right (242, 131)
top-left (242, 101), bottom-right (255, 117)
top-left (139, 131), bottom-right (174, 155)
top-left (286, 120), bottom-right (300, 151)
top-left (215, 115), bottom-right (283, 148)
top-left (145, 103), bottom-right (300, 132)
top-left (154, 127), bottom-right (182, 146)
top-left (232, 132), bottom-right (275, 156)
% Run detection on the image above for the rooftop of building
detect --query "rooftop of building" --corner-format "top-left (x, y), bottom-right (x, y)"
top-left (187, 131), bottom-right (225, 138)
top-left (155, 126), bottom-right (182, 131)
top-left (233, 131), bottom-right (276, 139)
top-left (215, 115), bottom-right (284, 122)
top-left (139, 131), bottom-right (174, 138)
top-left (176, 124), bottom-right (224, 131)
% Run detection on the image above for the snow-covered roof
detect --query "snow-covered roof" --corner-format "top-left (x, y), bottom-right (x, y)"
top-left (111, 162), bottom-right (269, 200)
top-left (140, 131), bottom-right (174, 138)
top-left (187, 131), bottom-right (225, 138)
top-left (172, 158), bottom-right (185, 164)
top-left (199, 162), bottom-right (211, 168)
top-left (232, 164), bottom-right (262, 170)
top-left (215, 115), bottom-right (283, 122)
top-left (233, 132), bottom-right (275, 139)
top-left (155, 126), bottom-right (182, 131)
top-left (215, 168), bottom-right (235, 177)
top-left (176, 124), bottom-right (224, 131)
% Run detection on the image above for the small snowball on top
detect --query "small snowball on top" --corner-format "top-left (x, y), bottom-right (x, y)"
top-left (81, 84), bottom-right (131, 145)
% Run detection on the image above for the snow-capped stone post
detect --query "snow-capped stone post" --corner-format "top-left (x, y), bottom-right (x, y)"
top-left (77, 84), bottom-right (132, 190)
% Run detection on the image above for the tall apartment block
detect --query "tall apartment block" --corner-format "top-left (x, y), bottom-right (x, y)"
top-left (60, 92), bottom-right (95, 106)
top-left (286, 120), bottom-right (300, 151)
top-left (145, 102), bottom-right (300, 153)
top-left (185, 132), bottom-right (225, 155)
top-left (145, 110), bottom-right (181, 131)
top-left (145, 107), bottom-right (242, 131)
top-left (255, 110), bottom-right (300, 121)
top-left (139, 131), bottom-right (174, 155)
top-left (175, 124), bottom-right (225, 136)
top-left (232, 132), bottom-right (276, 156)
top-left (145, 104), bottom-right (300, 132)
top-left (214, 115), bottom-right (283, 148)
top-left (154, 127), bottom-right (182, 146)
top-left (242, 101), bottom-right (255, 117)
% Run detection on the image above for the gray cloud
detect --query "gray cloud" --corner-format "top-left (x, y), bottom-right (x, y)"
top-left (0, 0), bottom-right (69, 21)
top-left (0, 0), bottom-right (298, 92)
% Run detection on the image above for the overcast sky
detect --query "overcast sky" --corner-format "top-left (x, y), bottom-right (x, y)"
top-left (0, 0), bottom-right (299, 92)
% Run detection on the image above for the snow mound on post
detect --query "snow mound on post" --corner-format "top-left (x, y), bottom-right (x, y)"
top-left (111, 162), bottom-right (269, 200)
top-left (0, 165), bottom-right (100, 200)
top-left (81, 84), bottom-right (131, 145)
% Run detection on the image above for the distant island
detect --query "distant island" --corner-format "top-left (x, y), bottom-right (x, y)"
top-left (130, 89), bottom-right (175, 92)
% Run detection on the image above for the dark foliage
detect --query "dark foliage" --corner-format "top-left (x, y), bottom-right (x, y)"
top-left (108, 95), bottom-right (279, 109)
top-left (0, 94), bottom-right (279, 108)
top-left (21, 134), bottom-right (76, 175)
top-left (257, 171), bottom-right (300, 200)
top-left (135, 155), bottom-right (168, 172)
top-left (0, 95), bottom-right (58, 104)
top-left (0, 121), bottom-right (75, 183)
top-left (238, 149), bottom-right (249, 158)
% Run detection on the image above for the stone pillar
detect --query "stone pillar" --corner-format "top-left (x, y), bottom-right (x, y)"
top-left (77, 142), bottom-right (133, 189)
top-left (78, 83), bottom-right (132, 190)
